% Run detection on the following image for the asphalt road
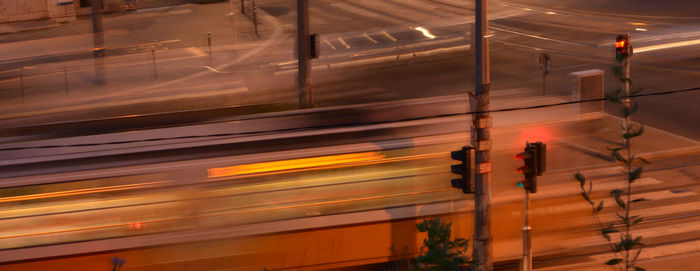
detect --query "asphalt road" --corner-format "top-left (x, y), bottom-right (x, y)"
top-left (0, 0), bottom-right (698, 140)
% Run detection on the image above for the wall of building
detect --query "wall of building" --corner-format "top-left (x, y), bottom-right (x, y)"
top-left (0, 0), bottom-right (50, 23)
top-left (0, 0), bottom-right (127, 24)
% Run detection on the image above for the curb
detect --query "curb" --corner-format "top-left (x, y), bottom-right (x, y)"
top-left (0, 23), bottom-right (62, 35)
top-left (639, 145), bottom-right (700, 161)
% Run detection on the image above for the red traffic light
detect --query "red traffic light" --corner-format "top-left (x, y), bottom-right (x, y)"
top-left (615, 40), bottom-right (625, 48)
top-left (616, 34), bottom-right (630, 57)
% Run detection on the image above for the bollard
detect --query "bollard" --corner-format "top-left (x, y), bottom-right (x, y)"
top-left (19, 67), bottom-right (24, 101)
top-left (207, 32), bottom-right (212, 64)
top-left (151, 48), bottom-right (158, 79)
top-left (253, 0), bottom-right (258, 37)
top-left (64, 67), bottom-right (69, 93)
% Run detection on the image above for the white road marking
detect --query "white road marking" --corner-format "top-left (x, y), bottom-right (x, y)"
top-left (363, 33), bottom-right (378, 44)
top-left (337, 37), bottom-right (351, 49)
top-left (323, 39), bottom-right (337, 50)
top-left (381, 30), bottom-right (397, 42)
top-left (186, 47), bottom-right (207, 57)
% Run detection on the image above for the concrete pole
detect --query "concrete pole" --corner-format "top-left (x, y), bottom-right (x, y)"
top-left (521, 191), bottom-right (532, 271)
top-left (297, 0), bottom-right (312, 108)
top-left (623, 33), bottom-right (631, 126)
top-left (473, 0), bottom-right (493, 270)
top-left (91, 0), bottom-right (105, 85)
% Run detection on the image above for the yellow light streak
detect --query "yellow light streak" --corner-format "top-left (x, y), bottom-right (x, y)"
top-left (413, 27), bottom-right (436, 39)
top-left (0, 181), bottom-right (171, 203)
top-left (207, 152), bottom-right (386, 178)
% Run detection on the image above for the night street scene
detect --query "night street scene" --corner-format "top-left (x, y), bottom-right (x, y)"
top-left (0, 0), bottom-right (699, 270)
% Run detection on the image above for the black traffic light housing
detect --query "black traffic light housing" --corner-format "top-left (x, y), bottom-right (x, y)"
top-left (615, 34), bottom-right (631, 58)
top-left (517, 142), bottom-right (546, 193)
top-left (451, 146), bottom-right (473, 194)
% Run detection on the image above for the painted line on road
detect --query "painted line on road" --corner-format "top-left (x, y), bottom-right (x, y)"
top-left (491, 26), bottom-right (595, 47)
top-left (272, 43), bottom-right (471, 76)
top-left (381, 30), bottom-right (398, 42)
top-left (363, 33), bottom-right (378, 44)
top-left (337, 37), bottom-right (351, 49)
top-left (186, 47), bottom-right (207, 57)
top-left (323, 39), bottom-right (337, 50)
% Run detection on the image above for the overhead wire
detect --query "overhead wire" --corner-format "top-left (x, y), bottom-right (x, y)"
top-left (0, 86), bottom-right (698, 151)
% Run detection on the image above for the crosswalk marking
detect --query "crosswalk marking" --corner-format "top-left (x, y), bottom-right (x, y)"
top-left (337, 37), bottom-right (351, 49)
top-left (363, 33), bottom-right (379, 44)
top-left (186, 47), bottom-right (207, 57)
top-left (381, 30), bottom-right (398, 42)
top-left (323, 39), bottom-right (337, 50)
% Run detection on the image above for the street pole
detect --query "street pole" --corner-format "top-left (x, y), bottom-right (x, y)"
top-left (207, 32), bottom-right (212, 65)
top-left (297, 0), bottom-right (312, 108)
top-left (623, 34), bottom-right (631, 126)
top-left (64, 67), bottom-right (69, 93)
top-left (19, 67), bottom-right (24, 101)
top-left (473, 0), bottom-right (493, 270)
top-left (151, 48), bottom-right (158, 79)
top-left (240, 0), bottom-right (245, 14)
top-left (91, 0), bottom-right (105, 85)
top-left (521, 190), bottom-right (532, 271)
top-left (539, 53), bottom-right (550, 96)
top-left (253, 0), bottom-right (258, 37)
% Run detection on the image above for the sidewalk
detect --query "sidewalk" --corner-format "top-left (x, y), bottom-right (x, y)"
top-left (0, 19), bottom-right (62, 35)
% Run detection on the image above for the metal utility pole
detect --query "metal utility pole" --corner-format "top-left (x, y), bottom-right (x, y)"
top-left (472, 0), bottom-right (493, 270)
top-left (91, 0), bottom-right (105, 85)
top-left (297, 0), bottom-right (312, 108)
top-left (521, 190), bottom-right (532, 271)
top-left (622, 34), bottom-right (631, 125)
top-left (539, 53), bottom-right (550, 95)
top-left (253, 0), bottom-right (259, 37)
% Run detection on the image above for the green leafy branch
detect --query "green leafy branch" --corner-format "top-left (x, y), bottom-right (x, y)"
top-left (573, 53), bottom-right (648, 271)
top-left (415, 218), bottom-right (471, 271)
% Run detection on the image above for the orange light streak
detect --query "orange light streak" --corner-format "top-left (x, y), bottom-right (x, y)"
top-left (0, 181), bottom-right (171, 203)
top-left (207, 152), bottom-right (386, 178)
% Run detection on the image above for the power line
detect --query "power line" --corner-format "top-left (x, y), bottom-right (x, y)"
top-left (1, 86), bottom-right (698, 152)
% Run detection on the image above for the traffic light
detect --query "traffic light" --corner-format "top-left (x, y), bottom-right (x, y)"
top-left (451, 146), bottom-right (473, 194)
top-left (516, 142), bottom-right (546, 193)
top-left (615, 34), bottom-right (630, 58)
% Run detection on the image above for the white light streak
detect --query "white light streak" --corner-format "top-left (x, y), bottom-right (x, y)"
top-left (413, 27), bottom-right (436, 39)
top-left (635, 38), bottom-right (700, 53)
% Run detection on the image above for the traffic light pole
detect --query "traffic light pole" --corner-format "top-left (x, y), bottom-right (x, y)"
top-left (473, 0), bottom-right (493, 270)
top-left (91, 0), bottom-right (105, 85)
top-left (297, 0), bottom-right (313, 108)
top-left (521, 190), bottom-right (532, 271)
top-left (623, 34), bottom-right (631, 126)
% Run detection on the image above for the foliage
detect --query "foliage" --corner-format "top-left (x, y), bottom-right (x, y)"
top-left (111, 257), bottom-right (126, 271)
top-left (415, 218), bottom-right (471, 271)
top-left (574, 53), bottom-right (647, 271)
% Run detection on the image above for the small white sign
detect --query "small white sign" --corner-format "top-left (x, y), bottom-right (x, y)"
top-left (478, 162), bottom-right (492, 174)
